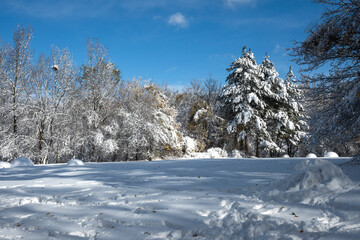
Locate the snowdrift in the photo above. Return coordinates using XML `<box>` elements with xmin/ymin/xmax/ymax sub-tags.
<box><xmin>324</xmin><ymin>151</ymin><xmax>339</xmax><ymax>158</ymax></box>
<box><xmin>0</xmin><ymin>161</ymin><xmax>11</xmax><ymax>168</ymax></box>
<box><xmin>11</xmin><ymin>157</ymin><xmax>34</xmax><ymax>167</ymax></box>
<box><xmin>67</xmin><ymin>159</ymin><xmax>84</xmax><ymax>166</ymax></box>
<box><xmin>306</xmin><ymin>153</ymin><xmax>317</xmax><ymax>158</ymax></box>
<box><xmin>204</xmin><ymin>201</ymin><xmax>303</xmax><ymax>240</ymax></box>
<box><xmin>266</xmin><ymin>159</ymin><xmax>355</xmax><ymax>204</ymax></box>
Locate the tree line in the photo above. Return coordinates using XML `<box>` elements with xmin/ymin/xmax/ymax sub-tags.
<box><xmin>1</xmin><ymin>0</ymin><xmax>359</xmax><ymax>163</ymax></box>
<box><xmin>0</xmin><ymin>26</ymin><xmax>305</xmax><ymax>162</ymax></box>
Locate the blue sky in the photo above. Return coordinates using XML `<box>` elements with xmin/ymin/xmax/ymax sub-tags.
<box><xmin>0</xmin><ymin>0</ymin><xmax>324</xmax><ymax>89</ymax></box>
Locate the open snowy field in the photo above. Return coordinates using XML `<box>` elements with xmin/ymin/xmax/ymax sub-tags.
<box><xmin>1</xmin><ymin>157</ymin><xmax>360</xmax><ymax>240</ymax></box>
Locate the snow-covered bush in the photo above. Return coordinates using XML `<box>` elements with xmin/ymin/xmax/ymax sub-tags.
<box><xmin>12</xmin><ymin>157</ymin><xmax>34</xmax><ymax>167</ymax></box>
<box><xmin>183</xmin><ymin>136</ymin><xmax>198</xmax><ymax>154</ymax></box>
<box><xmin>281</xmin><ymin>154</ymin><xmax>290</xmax><ymax>158</ymax></box>
<box><xmin>232</xmin><ymin>150</ymin><xmax>243</xmax><ymax>158</ymax></box>
<box><xmin>67</xmin><ymin>159</ymin><xmax>84</xmax><ymax>166</ymax></box>
<box><xmin>207</xmin><ymin>148</ymin><xmax>227</xmax><ymax>158</ymax></box>
<box><xmin>324</xmin><ymin>152</ymin><xmax>339</xmax><ymax>158</ymax></box>
<box><xmin>306</xmin><ymin>153</ymin><xmax>317</xmax><ymax>158</ymax></box>
<box><xmin>0</xmin><ymin>162</ymin><xmax>11</xmax><ymax>168</ymax></box>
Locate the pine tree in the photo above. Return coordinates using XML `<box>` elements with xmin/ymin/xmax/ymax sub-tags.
<box><xmin>282</xmin><ymin>67</ymin><xmax>307</xmax><ymax>156</ymax></box>
<box><xmin>221</xmin><ymin>47</ymin><xmax>276</xmax><ymax>156</ymax></box>
<box><xmin>260</xmin><ymin>57</ymin><xmax>307</xmax><ymax>156</ymax></box>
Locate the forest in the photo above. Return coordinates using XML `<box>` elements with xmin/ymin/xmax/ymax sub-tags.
<box><xmin>0</xmin><ymin>0</ymin><xmax>359</xmax><ymax>164</ymax></box>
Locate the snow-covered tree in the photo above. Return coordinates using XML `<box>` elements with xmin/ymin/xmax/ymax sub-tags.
<box><xmin>173</xmin><ymin>76</ymin><xmax>226</xmax><ymax>151</ymax></box>
<box><xmin>290</xmin><ymin>0</ymin><xmax>360</xmax><ymax>155</ymax></box>
<box><xmin>0</xmin><ymin>26</ymin><xmax>33</xmax><ymax>160</ymax></box>
<box><xmin>28</xmin><ymin>46</ymin><xmax>77</xmax><ymax>164</ymax></box>
<box><xmin>75</xmin><ymin>39</ymin><xmax>121</xmax><ymax>162</ymax></box>
<box><xmin>281</xmin><ymin>67</ymin><xmax>307</xmax><ymax>156</ymax></box>
<box><xmin>221</xmin><ymin>47</ymin><xmax>277</xmax><ymax>156</ymax></box>
<box><xmin>260</xmin><ymin>56</ymin><xmax>307</xmax><ymax>157</ymax></box>
<box><xmin>221</xmin><ymin>49</ymin><xmax>307</xmax><ymax>157</ymax></box>
<box><xmin>114</xmin><ymin>80</ymin><xmax>183</xmax><ymax>161</ymax></box>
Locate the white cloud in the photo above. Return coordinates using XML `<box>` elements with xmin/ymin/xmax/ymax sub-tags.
<box><xmin>225</xmin><ymin>0</ymin><xmax>254</xmax><ymax>8</ymax></box>
<box><xmin>274</xmin><ymin>44</ymin><xmax>281</xmax><ymax>53</ymax></box>
<box><xmin>168</xmin><ymin>12</ymin><xmax>189</xmax><ymax>28</ymax></box>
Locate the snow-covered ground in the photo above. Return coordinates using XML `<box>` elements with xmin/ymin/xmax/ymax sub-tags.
<box><xmin>0</xmin><ymin>157</ymin><xmax>359</xmax><ymax>239</ymax></box>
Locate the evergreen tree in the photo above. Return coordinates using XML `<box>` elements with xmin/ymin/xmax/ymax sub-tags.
<box><xmin>221</xmin><ymin>47</ymin><xmax>276</xmax><ymax>156</ymax></box>
<box><xmin>260</xmin><ymin>57</ymin><xmax>307</xmax><ymax>156</ymax></box>
<box><xmin>281</xmin><ymin>67</ymin><xmax>307</xmax><ymax>156</ymax></box>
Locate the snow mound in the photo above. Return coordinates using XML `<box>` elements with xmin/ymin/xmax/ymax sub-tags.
<box><xmin>203</xmin><ymin>201</ymin><xmax>302</xmax><ymax>240</ymax></box>
<box><xmin>207</xmin><ymin>148</ymin><xmax>228</xmax><ymax>158</ymax></box>
<box><xmin>306</xmin><ymin>153</ymin><xmax>317</xmax><ymax>158</ymax></box>
<box><xmin>281</xmin><ymin>154</ymin><xmax>290</xmax><ymax>158</ymax></box>
<box><xmin>268</xmin><ymin>159</ymin><xmax>354</xmax><ymax>203</ymax></box>
<box><xmin>289</xmin><ymin>159</ymin><xmax>353</xmax><ymax>191</ymax></box>
<box><xmin>0</xmin><ymin>161</ymin><xmax>11</xmax><ymax>168</ymax></box>
<box><xmin>67</xmin><ymin>159</ymin><xmax>84</xmax><ymax>166</ymax></box>
<box><xmin>324</xmin><ymin>151</ymin><xmax>339</xmax><ymax>158</ymax></box>
<box><xmin>11</xmin><ymin>157</ymin><xmax>34</xmax><ymax>167</ymax></box>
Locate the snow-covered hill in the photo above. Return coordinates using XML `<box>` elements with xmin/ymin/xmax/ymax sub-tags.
<box><xmin>0</xmin><ymin>157</ymin><xmax>359</xmax><ymax>239</ymax></box>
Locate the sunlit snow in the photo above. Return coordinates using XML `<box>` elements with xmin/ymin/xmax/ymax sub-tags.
<box><xmin>0</xmin><ymin>157</ymin><xmax>359</xmax><ymax>239</ymax></box>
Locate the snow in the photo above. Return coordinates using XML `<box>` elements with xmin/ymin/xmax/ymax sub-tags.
<box><xmin>0</xmin><ymin>157</ymin><xmax>359</xmax><ymax>239</ymax></box>
<box><xmin>231</xmin><ymin>149</ymin><xmax>243</xmax><ymax>158</ymax></box>
<box><xmin>183</xmin><ymin>136</ymin><xmax>198</xmax><ymax>154</ymax></box>
<box><xmin>282</xmin><ymin>154</ymin><xmax>290</xmax><ymax>158</ymax></box>
<box><xmin>207</xmin><ymin>148</ymin><xmax>228</xmax><ymax>158</ymax></box>
<box><xmin>52</xmin><ymin>64</ymin><xmax>59</xmax><ymax>71</ymax></box>
<box><xmin>186</xmin><ymin>148</ymin><xmax>228</xmax><ymax>159</ymax></box>
<box><xmin>193</xmin><ymin>109</ymin><xmax>207</xmax><ymax>122</ymax></box>
<box><xmin>266</xmin><ymin>159</ymin><xmax>355</xmax><ymax>204</ymax></box>
<box><xmin>306</xmin><ymin>153</ymin><xmax>317</xmax><ymax>158</ymax></box>
<box><xmin>324</xmin><ymin>151</ymin><xmax>339</xmax><ymax>158</ymax></box>
<box><xmin>11</xmin><ymin>157</ymin><xmax>34</xmax><ymax>167</ymax></box>
<box><xmin>0</xmin><ymin>162</ymin><xmax>11</xmax><ymax>169</ymax></box>
<box><xmin>67</xmin><ymin>159</ymin><xmax>85</xmax><ymax>166</ymax></box>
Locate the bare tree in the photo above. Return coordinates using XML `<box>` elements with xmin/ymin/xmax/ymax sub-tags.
<box><xmin>29</xmin><ymin>46</ymin><xmax>77</xmax><ymax>164</ymax></box>
<box><xmin>75</xmin><ymin>38</ymin><xmax>121</xmax><ymax>162</ymax></box>
<box><xmin>204</xmin><ymin>74</ymin><xmax>220</xmax><ymax>107</ymax></box>
<box><xmin>0</xmin><ymin>26</ymin><xmax>33</xmax><ymax>160</ymax></box>
<box><xmin>290</xmin><ymin>0</ymin><xmax>360</xmax><ymax>155</ymax></box>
